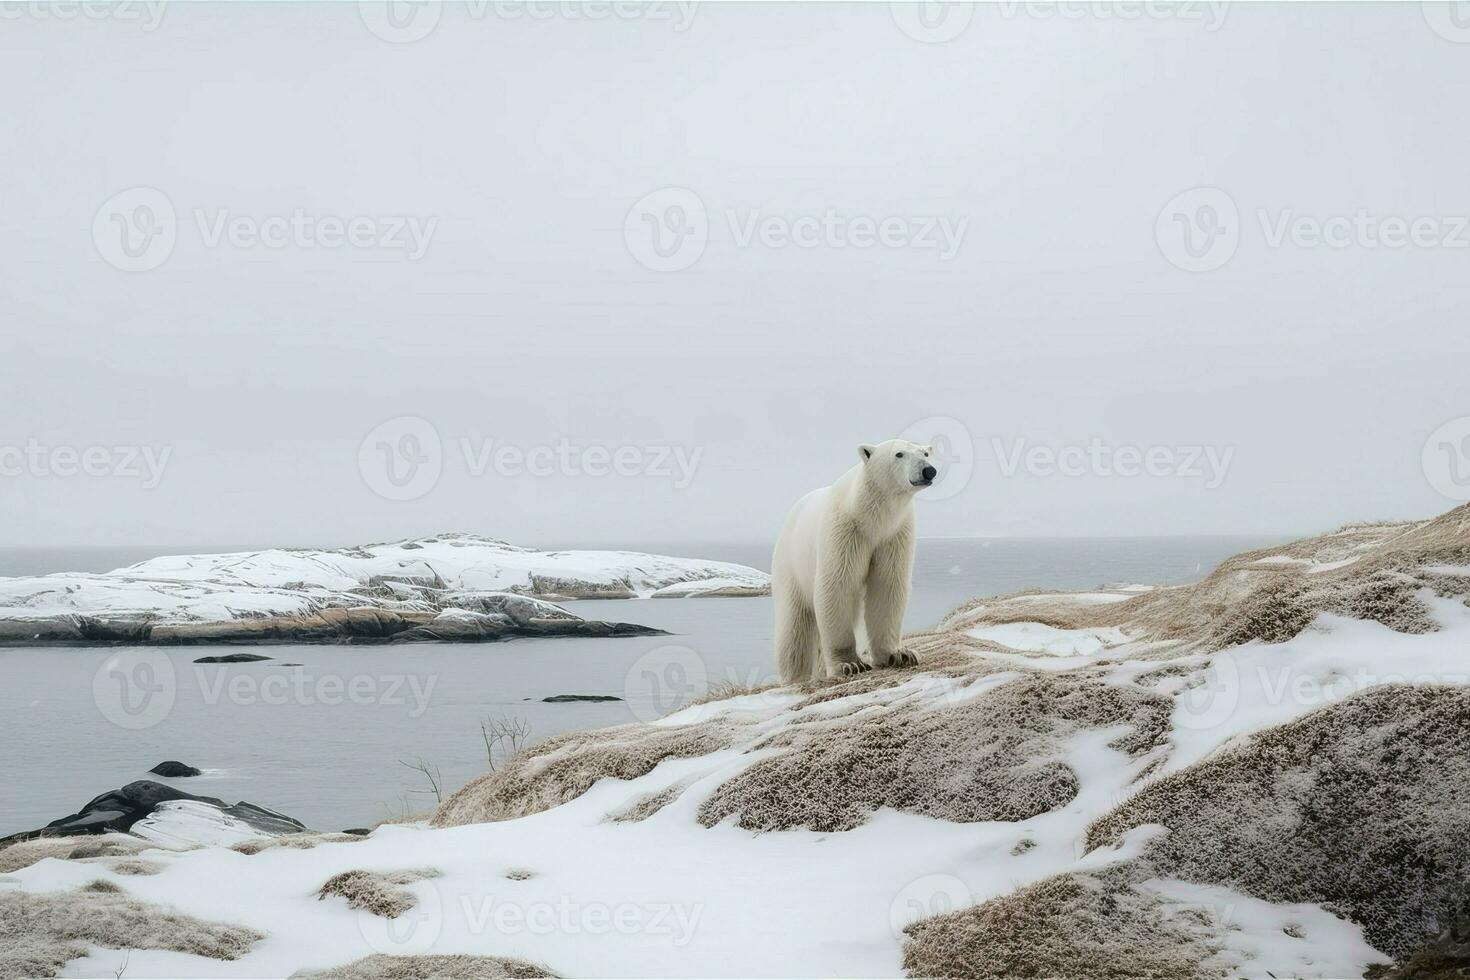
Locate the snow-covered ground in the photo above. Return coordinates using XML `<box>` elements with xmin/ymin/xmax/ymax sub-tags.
<box><xmin>8</xmin><ymin>510</ymin><xmax>1469</xmax><ymax>977</ymax></box>
<box><xmin>16</xmin><ymin>591</ymin><xmax>1460</xmax><ymax>976</ymax></box>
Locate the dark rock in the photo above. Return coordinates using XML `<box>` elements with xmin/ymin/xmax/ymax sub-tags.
<box><xmin>542</xmin><ymin>694</ymin><xmax>624</xmax><ymax>703</ymax></box>
<box><xmin>0</xmin><ymin>780</ymin><xmax>308</xmax><ymax>848</ymax></box>
<box><xmin>192</xmin><ymin>653</ymin><xmax>273</xmax><ymax>664</ymax></box>
<box><xmin>391</xmin><ymin>614</ymin><xmax>665</xmax><ymax>644</ymax></box>
<box><xmin>149</xmin><ymin>761</ymin><xmax>202</xmax><ymax>778</ymax></box>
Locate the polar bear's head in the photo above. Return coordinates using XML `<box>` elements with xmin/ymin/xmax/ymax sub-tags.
<box><xmin>858</xmin><ymin>439</ymin><xmax>938</xmax><ymax>494</ymax></box>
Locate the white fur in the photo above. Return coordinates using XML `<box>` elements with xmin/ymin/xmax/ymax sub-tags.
<box><xmin>772</xmin><ymin>439</ymin><xmax>936</xmax><ymax>683</ymax></box>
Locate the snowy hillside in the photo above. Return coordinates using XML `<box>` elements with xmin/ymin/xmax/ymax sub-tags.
<box><xmin>5</xmin><ymin>507</ymin><xmax>1470</xmax><ymax>977</ymax></box>
<box><xmin>0</xmin><ymin>534</ymin><xmax>770</xmax><ymax>646</ymax></box>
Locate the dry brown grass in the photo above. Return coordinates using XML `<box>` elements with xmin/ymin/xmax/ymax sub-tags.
<box><xmin>1084</xmin><ymin>684</ymin><xmax>1470</xmax><ymax>961</ymax></box>
<box><xmin>433</xmin><ymin>722</ymin><xmax>742</xmax><ymax>827</ymax></box>
<box><xmin>0</xmin><ymin>882</ymin><xmax>262</xmax><ymax>978</ymax></box>
<box><xmin>291</xmin><ymin>953</ymin><xmax>556</xmax><ymax>979</ymax></box>
<box><xmin>699</xmin><ymin>672</ymin><xmax>1170</xmax><ymax>832</ymax></box>
<box><xmin>0</xmin><ymin>834</ymin><xmax>152</xmax><ymax>873</ymax></box>
<box><xmin>942</xmin><ymin>504</ymin><xmax>1470</xmax><ymax>652</ymax></box>
<box><xmin>903</xmin><ymin>864</ymin><xmax>1227</xmax><ymax>980</ymax></box>
<box><xmin>231</xmin><ymin>832</ymin><xmax>366</xmax><ymax>855</ymax></box>
<box><xmin>316</xmin><ymin>868</ymin><xmax>441</xmax><ymax>919</ymax></box>
<box><xmin>602</xmin><ymin>780</ymin><xmax>694</xmax><ymax>824</ymax></box>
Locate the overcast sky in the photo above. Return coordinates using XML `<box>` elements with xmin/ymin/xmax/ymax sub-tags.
<box><xmin>2</xmin><ymin>2</ymin><xmax>1467</xmax><ymax>549</ymax></box>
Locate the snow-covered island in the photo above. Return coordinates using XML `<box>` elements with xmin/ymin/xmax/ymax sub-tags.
<box><xmin>5</xmin><ymin>506</ymin><xmax>1470</xmax><ymax>978</ymax></box>
<box><xmin>0</xmin><ymin>534</ymin><xmax>771</xmax><ymax>646</ymax></box>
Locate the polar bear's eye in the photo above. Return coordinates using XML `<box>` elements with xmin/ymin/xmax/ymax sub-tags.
<box><xmin>895</xmin><ymin>452</ymin><xmax>905</xmax><ymax>458</ymax></box>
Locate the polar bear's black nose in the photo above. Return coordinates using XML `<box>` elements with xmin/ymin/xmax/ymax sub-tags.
<box><xmin>921</xmin><ymin>465</ymin><xmax>937</xmax><ymax>482</ymax></box>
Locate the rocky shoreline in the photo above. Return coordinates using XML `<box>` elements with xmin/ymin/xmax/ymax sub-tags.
<box><xmin>0</xmin><ymin>534</ymin><xmax>768</xmax><ymax>648</ymax></box>
<box><xmin>0</xmin><ymin>607</ymin><xmax>665</xmax><ymax>647</ymax></box>
<box><xmin>0</xmin><ymin>778</ymin><xmax>313</xmax><ymax>850</ymax></box>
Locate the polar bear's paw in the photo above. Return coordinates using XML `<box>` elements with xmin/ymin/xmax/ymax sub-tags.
<box><xmin>877</xmin><ymin>650</ymin><xmax>919</xmax><ymax>669</ymax></box>
<box><xmin>832</xmin><ymin>659</ymin><xmax>872</xmax><ymax>678</ymax></box>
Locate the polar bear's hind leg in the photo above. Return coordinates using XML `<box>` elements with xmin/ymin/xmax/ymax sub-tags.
<box><xmin>775</xmin><ymin>589</ymin><xmax>820</xmax><ymax>684</ymax></box>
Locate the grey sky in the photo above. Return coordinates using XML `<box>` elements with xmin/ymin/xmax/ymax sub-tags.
<box><xmin>2</xmin><ymin>2</ymin><xmax>1467</xmax><ymax>549</ymax></box>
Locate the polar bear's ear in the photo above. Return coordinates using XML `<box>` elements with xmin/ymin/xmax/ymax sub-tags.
<box><xmin>858</xmin><ymin>444</ymin><xmax>876</xmax><ymax>462</ymax></box>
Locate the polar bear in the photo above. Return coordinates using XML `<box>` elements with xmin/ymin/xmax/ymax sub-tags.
<box><xmin>772</xmin><ymin>439</ymin><xmax>938</xmax><ymax>684</ymax></box>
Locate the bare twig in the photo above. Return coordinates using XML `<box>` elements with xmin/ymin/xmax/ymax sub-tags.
<box><xmin>397</xmin><ymin>757</ymin><xmax>443</xmax><ymax>804</ymax></box>
<box><xmin>480</xmin><ymin>716</ymin><xmax>531</xmax><ymax>771</ymax></box>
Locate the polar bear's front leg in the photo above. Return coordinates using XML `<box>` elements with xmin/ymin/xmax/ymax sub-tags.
<box><xmin>866</xmin><ymin>522</ymin><xmax>917</xmax><ymax>669</ymax></box>
<box><xmin>815</xmin><ymin>523</ymin><xmax>871</xmax><ymax>678</ymax></box>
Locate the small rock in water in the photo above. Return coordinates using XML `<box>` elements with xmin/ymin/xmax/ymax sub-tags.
<box><xmin>541</xmin><ymin>694</ymin><xmax>624</xmax><ymax>703</ymax></box>
<box><xmin>149</xmin><ymin>761</ymin><xmax>202</xmax><ymax>778</ymax></box>
<box><xmin>193</xmin><ymin>653</ymin><xmax>272</xmax><ymax>664</ymax></box>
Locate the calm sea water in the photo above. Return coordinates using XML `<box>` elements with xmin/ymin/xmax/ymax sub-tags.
<box><xmin>0</xmin><ymin>536</ymin><xmax>1280</xmax><ymax>837</ymax></box>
